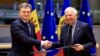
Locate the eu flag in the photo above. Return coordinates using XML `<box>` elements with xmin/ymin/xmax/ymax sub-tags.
<box><xmin>54</xmin><ymin>10</ymin><xmax>59</xmax><ymax>25</ymax></box>
<box><xmin>79</xmin><ymin>0</ymin><xmax>93</xmax><ymax>28</ymax></box>
<box><xmin>78</xmin><ymin>0</ymin><xmax>96</xmax><ymax>55</ymax></box>
<box><xmin>61</xmin><ymin>0</ymin><xmax>71</xmax><ymax>16</ymax></box>
<box><xmin>42</xmin><ymin>0</ymin><xmax>58</xmax><ymax>56</ymax></box>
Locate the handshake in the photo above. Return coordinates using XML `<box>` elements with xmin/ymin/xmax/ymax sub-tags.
<box><xmin>42</xmin><ymin>40</ymin><xmax>52</xmax><ymax>49</ymax></box>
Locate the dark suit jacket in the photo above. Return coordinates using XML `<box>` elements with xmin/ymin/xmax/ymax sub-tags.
<box><xmin>8</xmin><ymin>19</ymin><xmax>41</xmax><ymax>56</ymax></box>
<box><xmin>52</xmin><ymin>20</ymin><xmax>96</xmax><ymax>56</ymax></box>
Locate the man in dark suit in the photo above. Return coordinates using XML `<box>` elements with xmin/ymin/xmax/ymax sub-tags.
<box><xmin>7</xmin><ymin>3</ymin><xmax>51</xmax><ymax>56</ymax></box>
<box><xmin>49</xmin><ymin>7</ymin><xmax>96</xmax><ymax>56</ymax></box>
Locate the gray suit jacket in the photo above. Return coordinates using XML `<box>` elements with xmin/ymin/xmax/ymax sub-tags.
<box><xmin>52</xmin><ymin>20</ymin><xmax>96</xmax><ymax>56</ymax></box>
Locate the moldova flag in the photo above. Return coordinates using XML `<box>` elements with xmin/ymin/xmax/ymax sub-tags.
<box><xmin>28</xmin><ymin>0</ymin><xmax>42</xmax><ymax>56</ymax></box>
<box><xmin>42</xmin><ymin>0</ymin><xmax>58</xmax><ymax>56</ymax></box>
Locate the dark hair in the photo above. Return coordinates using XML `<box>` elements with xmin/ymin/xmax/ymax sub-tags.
<box><xmin>18</xmin><ymin>3</ymin><xmax>32</xmax><ymax>11</ymax></box>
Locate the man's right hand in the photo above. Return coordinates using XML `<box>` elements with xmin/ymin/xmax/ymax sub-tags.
<box><xmin>41</xmin><ymin>40</ymin><xmax>52</xmax><ymax>49</ymax></box>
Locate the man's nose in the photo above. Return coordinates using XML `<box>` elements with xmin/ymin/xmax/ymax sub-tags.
<box><xmin>67</xmin><ymin>16</ymin><xmax>70</xmax><ymax>19</ymax></box>
<box><xmin>25</xmin><ymin>12</ymin><xmax>28</xmax><ymax>15</ymax></box>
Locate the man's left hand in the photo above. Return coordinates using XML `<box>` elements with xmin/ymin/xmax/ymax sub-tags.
<box><xmin>71</xmin><ymin>44</ymin><xmax>84</xmax><ymax>51</ymax></box>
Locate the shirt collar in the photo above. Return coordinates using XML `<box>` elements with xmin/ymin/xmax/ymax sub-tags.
<box><xmin>21</xmin><ymin>19</ymin><xmax>29</xmax><ymax>23</ymax></box>
<box><xmin>72</xmin><ymin>20</ymin><xmax>77</xmax><ymax>29</ymax></box>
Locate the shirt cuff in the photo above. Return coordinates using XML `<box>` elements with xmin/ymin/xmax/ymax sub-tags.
<box><xmin>41</xmin><ymin>41</ymin><xmax>45</xmax><ymax>46</ymax></box>
<box><xmin>40</xmin><ymin>48</ymin><xmax>46</xmax><ymax>51</ymax></box>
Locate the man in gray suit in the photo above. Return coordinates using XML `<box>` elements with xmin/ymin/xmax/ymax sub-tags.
<box><xmin>50</xmin><ymin>7</ymin><xmax>96</xmax><ymax>56</ymax></box>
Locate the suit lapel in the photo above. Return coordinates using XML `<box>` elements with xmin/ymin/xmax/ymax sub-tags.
<box><xmin>18</xmin><ymin>19</ymin><xmax>28</xmax><ymax>31</ymax></box>
<box><xmin>65</xmin><ymin>25</ymin><xmax>69</xmax><ymax>43</ymax></box>
<box><xmin>18</xmin><ymin>19</ymin><xmax>32</xmax><ymax>37</ymax></box>
<box><xmin>62</xmin><ymin>24</ymin><xmax>69</xmax><ymax>45</ymax></box>
<box><xmin>29</xmin><ymin>23</ymin><xmax>34</xmax><ymax>37</ymax></box>
<box><xmin>73</xmin><ymin>21</ymin><xmax>80</xmax><ymax>43</ymax></box>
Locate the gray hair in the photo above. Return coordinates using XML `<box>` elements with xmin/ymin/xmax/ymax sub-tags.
<box><xmin>18</xmin><ymin>3</ymin><xmax>32</xmax><ymax>11</ymax></box>
<box><xmin>64</xmin><ymin>7</ymin><xmax>78</xmax><ymax>15</ymax></box>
